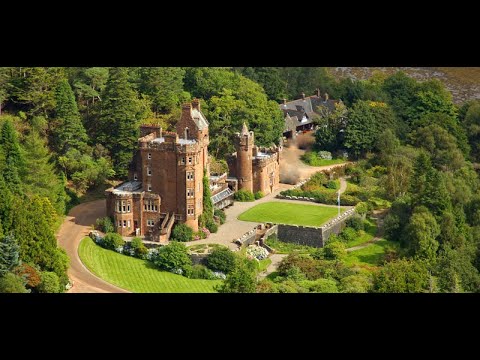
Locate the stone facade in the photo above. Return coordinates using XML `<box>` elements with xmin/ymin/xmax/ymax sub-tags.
<box><xmin>105</xmin><ymin>100</ymin><xmax>209</xmax><ymax>240</ymax></box>
<box><xmin>227</xmin><ymin>123</ymin><xmax>280</xmax><ymax>196</ymax></box>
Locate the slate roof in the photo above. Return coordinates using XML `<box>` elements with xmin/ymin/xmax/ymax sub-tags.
<box><xmin>192</xmin><ymin>108</ymin><xmax>209</xmax><ymax>130</ymax></box>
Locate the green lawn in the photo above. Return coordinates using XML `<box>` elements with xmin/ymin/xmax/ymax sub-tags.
<box><xmin>344</xmin><ymin>219</ymin><xmax>377</xmax><ymax>248</ymax></box>
<box><xmin>238</xmin><ymin>202</ymin><xmax>346</xmax><ymax>227</ymax></box>
<box><xmin>79</xmin><ymin>237</ymin><xmax>221</xmax><ymax>293</ymax></box>
<box><xmin>265</xmin><ymin>235</ymin><xmax>317</xmax><ymax>254</ymax></box>
<box><xmin>257</xmin><ymin>258</ymin><xmax>272</xmax><ymax>272</ymax></box>
<box><xmin>344</xmin><ymin>239</ymin><xmax>399</xmax><ymax>267</ymax></box>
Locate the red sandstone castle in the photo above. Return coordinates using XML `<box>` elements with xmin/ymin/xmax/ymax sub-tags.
<box><xmin>105</xmin><ymin>100</ymin><xmax>280</xmax><ymax>241</ymax></box>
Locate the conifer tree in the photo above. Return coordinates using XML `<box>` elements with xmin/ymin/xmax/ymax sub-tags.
<box><xmin>0</xmin><ymin>119</ymin><xmax>25</xmax><ymax>193</ymax></box>
<box><xmin>0</xmin><ymin>234</ymin><xmax>20</xmax><ymax>277</ymax></box>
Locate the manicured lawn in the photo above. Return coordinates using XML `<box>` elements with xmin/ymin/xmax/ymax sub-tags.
<box><xmin>265</xmin><ymin>235</ymin><xmax>317</xmax><ymax>255</ymax></box>
<box><xmin>344</xmin><ymin>218</ymin><xmax>377</xmax><ymax>248</ymax></box>
<box><xmin>344</xmin><ymin>239</ymin><xmax>399</xmax><ymax>267</ymax></box>
<box><xmin>79</xmin><ymin>237</ymin><xmax>221</xmax><ymax>293</ymax></box>
<box><xmin>238</xmin><ymin>201</ymin><xmax>346</xmax><ymax>227</ymax></box>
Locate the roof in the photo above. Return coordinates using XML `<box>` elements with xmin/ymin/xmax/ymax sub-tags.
<box><xmin>192</xmin><ymin>109</ymin><xmax>209</xmax><ymax>130</ymax></box>
<box><xmin>112</xmin><ymin>181</ymin><xmax>143</xmax><ymax>195</ymax></box>
<box><xmin>241</xmin><ymin>122</ymin><xmax>249</xmax><ymax>135</ymax></box>
<box><xmin>281</xmin><ymin>95</ymin><xmax>339</xmax><ymax>116</ymax></box>
<box><xmin>211</xmin><ymin>187</ymin><xmax>234</xmax><ymax>204</ymax></box>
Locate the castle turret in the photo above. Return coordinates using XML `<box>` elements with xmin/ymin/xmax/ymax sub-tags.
<box><xmin>234</xmin><ymin>122</ymin><xmax>254</xmax><ymax>193</ymax></box>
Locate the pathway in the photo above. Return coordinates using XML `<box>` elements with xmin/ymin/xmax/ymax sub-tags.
<box><xmin>258</xmin><ymin>254</ymin><xmax>287</xmax><ymax>280</ymax></box>
<box><xmin>56</xmin><ymin>199</ymin><xmax>129</xmax><ymax>293</ymax></box>
<box><xmin>346</xmin><ymin>209</ymin><xmax>388</xmax><ymax>253</ymax></box>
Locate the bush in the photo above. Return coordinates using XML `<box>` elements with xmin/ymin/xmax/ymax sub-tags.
<box><xmin>323</xmin><ymin>241</ymin><xmax>347</xmax><ymax>260</ymax></box>
<box><xmin>206</xmin><ymin>247</ymin><xmax>236</xmax><ymax>274</ymax></box>
<box><xmin>340</xmin><ymin>274</ymin><xmax>371</xmax><ymax>293</ymax></box>
<box><xmin>326</xmin><ymin>180</ymin><xmax>338</xmax><ymax>189</ymax></box>
<box><xmin>171</xmin><ymin>223</ymin><xmax>194</xmax><ymax>242</ymax></box>
<box><xmin>38</xmin><ymin>271</ymin><xmax>61</xmax><ymax>293</ymax></box>
<box><xmin>346</xmin><ymin>216</ymin><xmax>364</xmax><ymax>231</ymax></box>
<box><xmin>355</xmin><ymin>202</ymin><xmax>368</xmax><ymax>217</ymax></box>
<box><xmin>214</xmin><ymin>209</ymin><xmax>226</xmax><ymax>224</ymax></box>
<box><xmin>153</xmin><ymin>242</ymin><xmax>192</xmax><ymax>277</ymax></box>
<box><xmin>13</xmin><ymin>263</ymin><xmax>41</xmax><ymax>290</ymax></box>
<box><xmin>302</xmin><ymin>278</ymin><xmax>338</xmax><ymax>293</ymax></box>
<box><xmin>102</xmin><ymin>233</ymin><xmax>125</xmax><ymax>250</ymax></box>
<box><xmin>234</xmin><ymin>190</ymin><xmax>255</xmax><ymax>202</ymax></box>
<box><xmin>278</xmin><ymin>254</ymin><xmax>322</xmax><ymax>280</ymax></box>
<box><xmin>130</xmin><ymin>237</ymin><xmax>148</xmax><ymax>259</ymax></box>
<box><xmin>189</xmin><ymin>264</ymin><xmax>215</xmax><ymax>280</ymax></box>
<box><xmin>205</xmin><ymin>219</ymin><xmax>218</xmax><ymax>233</ymax></box>
<box><xmin>96</xmin><ymin>216</ymin><xmax>114</xmax><ymax>233</ymax></box>
<box><xmin>318</xmin><ymin>151</ymin><xmax>333</xmax><ymax>160</ymax></box>
<box><xmin>0</xmin><ymin>272</ymin><xmax>28</xmax><ymax>293</ymax></box>
<box><xmin>340</xmin><ymin>227</ymin><xmax>357</xmax><ymax>243</ymax></box>
<box><xmin>254</xmin><ymin>191</ymin><xmax>264</xmax><ymax>200</ymax></box>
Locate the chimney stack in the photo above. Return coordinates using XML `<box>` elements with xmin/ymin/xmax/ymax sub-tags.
<box><xmin>302</xmin><ymin>92</ymin><xmax>305</xmax><ymax>100</ymax></box>
<box><xmin>185</xmin><ymin>127</ymin><xmax>189</xmax><ymax>140</ymax></box>
<box><xmin>192</xmin><ymin>98</ymin><xmax>201</xmax><ymax>111</ymax></box>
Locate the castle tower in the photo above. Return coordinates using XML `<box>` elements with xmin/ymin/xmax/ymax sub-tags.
<box><xmin>234</xmin><ymin>122</ymin><xmax>254</xmax><ymax>193</ymax></box>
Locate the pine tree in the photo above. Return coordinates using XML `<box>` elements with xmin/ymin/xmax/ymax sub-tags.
<box><xmin>98</xmin><ymin>67</ymin><xmax>142</xmax><ymax>178</ymax></box>
<box><xmin>0</xmin><ymin>234</ymin><xmax>20</xmax><ymax>277</ymax></box>
<box><xmin>54</xmin><ymin>79</ymin><xmax>89</xmax><ymax>154</ymax></box>
<box><xmin>0</xmin><ymin>175</ymin><xmax>14</xmax><ymax>233</ymax></box>
<box><xmin>139</xmin><ymin>67</ymin><xmax>185</xmax><ymax>113</ymax></box>
<box><xmin>22</xmin><ymin>130</ymin><xmax>67</xmax><ymax>215</ymax></box>
<box><xmin>0</xmin><ymin>119</ymin><xmax>25</xmax><ymax>193</ymax></box>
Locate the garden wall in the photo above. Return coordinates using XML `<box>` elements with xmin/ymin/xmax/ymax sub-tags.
<box><xmin>234</xmin><ymin>227</ymin><xmax>258</xmax><ymax>247</ymax></box>
<box><xmin>190</xmin><ymin>253</ymin><xmax>209</xmax><ymax>265</ymax></box>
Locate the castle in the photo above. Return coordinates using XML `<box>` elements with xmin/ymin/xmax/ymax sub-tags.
<box><xmin>227</xmin><ymin>122</ymin><xmax>280</xmax><ymax>196</ymax></box>
<box><xmin>105</xmin><ymin>100</ymin><xmax>280</xmax><ymax>241</ymax></box>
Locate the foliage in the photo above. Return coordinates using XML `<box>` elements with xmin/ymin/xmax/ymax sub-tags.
<box><xmin>205</xmin><ymin>219</ymin><xmax>218</xmax><ymax>234</ymax></box>
<box><xmin>301</xmin><ymin>152</ymin><xmax>345</xmax><ymax>167</ymax></box>
<box><xmin>38</xmin><ymin>271</ymin><xmax>61</xmax><ymax>293</ymax></box>
<box><xmin>130</xmin><ymin>237</ymin><xmax>148</xmax><ymax>259</ymax></box>
<box><xmin>171</xmin><ymin>223</ymin><xmax>194</xmax><ymax>242</ymax></box>
<box><xmin>13</xmin><ymin>263</ymin><xmax>41</xmax><ymax>290</ymax></box>
<box><xmin>96</xmin><ymin>216</ymin><xmax>114</xmax><ymax>233</ymax></box>
<box><xmin>372</xmin><ymin>259</ymin><xmax>430</xmax><ymax>293</ymax></box>
<box><xmin>265</xmin><ymin>235</ymin><xmax>317</xmax><ymax>255</ymax></box>
<box><xmin>206</xmin><ymin>247</ymin><xmax>236</xmax><ymax>274</ymax></box>
<box><xmin>0</xmin><ymin>272</ymin><xmax>28</xmax><ymax>293</ymax></box>
<box><xmin>102</xmin><ymin>232</ymin><xmax>125</xmax><ymax>250</ymax></box>
<box><xmin>340</xmin><ymin>274</ymin><xmax>372</xmax><ymax>293</ymax></box>
<box><xmin>301</xmin><ymin>278</ymin><xmax>339</xmax><ymax>293</ymax></box>
<box><xmin>214</xmin><ymin>209</ymin><xmax>226</xmax><ymax>225</ymax></box>
<box><xmin>346</xmin><ymin>215</ymin><xmax>364</xmax><ymax>231</ymax></box>
<box><xmin>234</xmin><ymin>189</ymin><xmax>255</xmax><ymax>202</ymax></box>
<box><xmin>254</xmin><ymin>191</ymin><xmax>264</xmax><ymax>200</ymax></box>
<box><xmin>246</xmin><ymin>245</ymin><xmax>269</xmax><ymax>260</ymax></box>
<box><xmin>153</xmin><ymin>242</ymin><xmax>192</xmax><ymax>277</ymax></box>
<box><xmin>0</xmin><ymin>119</ymin><xmax>25</xmax><ymax>193</ymax></box>
<box><xmin>189</xmin><ymin>264</ymin><xmax>216</xmax><ymax>280</ymax></box>
<box><xmin>199</xmin><ymin>170</ymin><xmax>214</xmax><ymax>228</ymax></box>
<box><xmin>0</xmin><ymin>234</ymin><xmax>20</xmax><ymax>277</ymax></box>
<box><xmin>323</xmin><ymin>240</ymin><xmax>347</xmax><ymax>260</ymax></box>
<box><xmin>314</xmin><ymin>102</ymin><xmax>348</xmax><ymax>152</ymax></box>
<box><xmin>216</xmin><ymin>258</ymin><xmax>257</xmax><ymax>293</ymax></box>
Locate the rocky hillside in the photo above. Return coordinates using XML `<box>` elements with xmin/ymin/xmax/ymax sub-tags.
<box><xmin>328</xmin><ymin>67</ymin><xmax>480</xmax><ymax>104</ymax></box>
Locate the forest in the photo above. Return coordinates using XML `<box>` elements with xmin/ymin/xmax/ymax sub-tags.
<box><xmin>0</xmin><ymin>67</ymin><xmax>480</xmax><ymax>293</ymax></box>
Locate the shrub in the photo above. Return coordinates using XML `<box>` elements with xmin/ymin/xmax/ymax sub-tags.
<box><xmin>171</xmin><ymin>223</ymin><xmax>194</xmax><ymax>242</ymax></box>
<box><xmin>206</xmin><ymin>247</ymin><xmax>236</xmax><ymax>274</ymax></box>
<box><xmin>355</xmin><ymin>202</ymin><xmax>368</xmax><ymax>217</ymax></box>
<box><xmin>318</xmin><ymin>151</ymin><xmax>333</xmax><ymax>160</ymax></box>
<box><xmin>153</xmin><ymin>242</ymin><xmax>192</xmax><ymax>277</ymax></box>
<box><xmin>38</xmin><ymin>271</ymin><xmax>61</xmax><ymax>293</ymax></box>
<box><xmin>13</xmin><ymin>263</ymin><xmax>41</xmax><ymax>290</ymax></box>
<box><xmin>302</xmin><ymin>278</ymin><xmax>338</xmax><ymax>293</ymax></box>
<box><xmin>325</xmin><ymin>180</ymin><xmax>338</xmax><ymax>189</ymax></box>
<box><xmin>216</xmin><ymin>258</ymin><xmax>257</xmax><ymax>293</ymax></box>
<box><xmin>234</xmin><ymin>190</ymin><xmax>255</xmax><ymax>202</ymax></box>
<box><xmin>96</xmin><ymin>216</ymin><xmax>114</xmax><ymax>233</ymax></box>
<box><xmin>246</xmin><ymin>245</ymin><xmax>269</xmax><ymax>260</ymax></box>
<box><xmin>254</xmin><ymin>191</ymin><xmax>264</xmax><ymax>200</ymax></box>
<box><xmin>130</xmin><ymin>237</ymin><xmax>148</xmax><ymax>259</ymax></box>
<box><xmin>102</xmin><ymin>233</ymin><xmax>125</xmax><ymax>250</ymax></box>
<box><xmin>189</xmin><ymin>264</ymin><xmax>215</xmax><ymax>280</ymax></box>
<box><xmin>346</xmin><ymin>216</ymin><xmax>364</xmax><ymax>231</ymax></box>
<box><xmin>0</xmin><ymin>273</ymin><xmax>29</xmax><ymax>293</ymax></box>
<box><xmin>323</xmin><ymin>241</ymin><xmax>347</xmax><ymax>260</ymax></box>
<box><xmin>340</xmin><ymin>227</ymin><xmax>358</xmax><ymax>243</ymax></box>
<box><xmin>214</xmin><ymin>209</ymin><xmax>226</xmax><ymax>224</ymax></box>
<box><xmin>277</xmin><ymin>254</ymin><xmax>322</xmax><ymax>280</ymax></box>
<box><xmin>205</xmin><ymin>219</ymin><xmax>218</xmax><ymax>233</ymax></box>
<box><xmin>340</xmin><ymin>274</ymin><xmax>371</xmax><ymax>293</ymax></box>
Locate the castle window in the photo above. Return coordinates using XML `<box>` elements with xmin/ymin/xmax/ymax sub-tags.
<box><xmin>127</xmin><ymin>220</ymin><xmax>131</xmax><ymax>228</ymax></box>
<box><xmin>117</xmin><ymin>201</ymin><xmax>122</xmax><ymax>212</ymax></box>
<box><xmin>187</xmin><ymin>188</ymin><xmax>194</xmax><ymax>198</ymax></box>
<box><xmin>147</xmin><ymin>167</ymin><xmax>151</xmax><ymax>176</ymax></box>
<box><xmin>180</xmin><ymin>157</ymin><xmax>185</xmax><ymax>165</ymax></box>
<box><xmin>187</xmin><ymin>171</ymin><xmax>194</xmax><ymax>181</ymax></box>
<box><xmin>147</xmin><ymin>219</ymin><xmax>155</xmax><ymax>227</ymax></box>
<box><xmin>134</xmin><ymin>173</ymin><xmax>138</xmax><ymax>181</ymax></box>
<box><xmin>127</xmin><ymin>202</ymin><xmax>131</xmax><ymax>212</ymax></box>
<box><xmin>122</xmin><ymin>201</ymin><xmax>126</xmax><ymax>213</ymax></box>
<box><xmin>118</xmin><ymin>220</ymin><xmax>121</xmax><ymax>227</ymax></box>
<box><xmin>148</xmin><ymin>184</ymin><xmax>152</xmax><ymax>192</ymax></box>
<box><xmin>123</xmin><ymin>220</ymin><xmax>127</xmax><ymax>228</ymax></box>
<box><xmin>188</xmin><ymin>157</ymin><xmax>193</xmax><ymax>165</ymax></box>
<box><xmin>154</xmin><ymin>205</ymin><xmax>158</xmax><ymax>212</ymax></box>
<box><xmin>148</xmin><ymin>153</ymin><xmax>151</xmax><ymax>160</ymax></box>
<box><xmin>187</xmin><ymin>207</ymin><xmax>194</xmax><ymax>216</ymax></box>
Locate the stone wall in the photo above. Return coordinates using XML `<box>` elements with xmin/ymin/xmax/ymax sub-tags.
<box><xmin>277</xmin><ymin>224</ymin><xmax>324</xmax><ymax>247</ymax></box>
<box><xmin>234</xmin><ymin>227</ymin><xmax>258</xmax><ymax>247</ymax></box>
<box><xmin>190</xmin><ymin>253</ymin><xmax>209</xmax><ymax>265</ymax></box>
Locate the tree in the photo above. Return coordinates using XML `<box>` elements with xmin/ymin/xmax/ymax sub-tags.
<box><xmin>373</xmin><ymin>259</ymin><xmax>430</xmax><ymax>293</ymax></box>
<box><xmin>0</xmin><ymin>67</ymin><xmax>11</xmax><ymax>115</ymax></box>
<box><xmin>0</xmin><ymin>119</ymin><xmax>26</xmax><ymax>192</ymax></box>
<box><xmin>0</xmin><ymin>234</ymin><xmax>20</xmax><ymax>277</ymax></box>
<box><xmin>38</xmin><ymin>271</ymin><xmax>61</xmax><ymax>293</ymax></box>
<box><xmin>130</xmin><ymin>237</ymin><xmax>148</xmax><ymax>259</ymax></box>
<box><xmin>170</xmin><ymin>223</ymin><xmax>193</xmax><ymax>242</ymax></box>
<box><xmin>216</xmin><ymin>258</ymin><xmax>256</xmax><ymax>293</ymax></box>
<box><xmin>98</xmin><ymin>67</ymin><xmax>144</xmax><ymax>178</ymax></box>
<box><xmin>314</xmin><ymin>101</ymin><xmax>348</xmax><ymax>152</ymax></box>
<box><xmin>340</xmin><ymin>274</ymin><xmax>371</xmax><ymax>293</ymax></box>
<box><xmin>206</xmin><ymin>247</ymin><xmax>236</xmax><ymax>274</ymax></box>
<box><xmin>102</xmin><ymin>232</ymin><xmax>125</xmax><ymax>250</ymax></box>
<box><xmin>139</xmin><ymin>67</ymin><xmax>186</xmax><ymax>114</ymax></box>
<box><xmin>53</xmin><ymin>79</ymin><xmax>89</xmax><ymax>154</ymax></box>
<box><xmin>0</xmin><ymin>272</ymin><xmax>28</xmax><ymax>293</ymax></box>
<box><xmin>406</xmin><ymin>207</ymin><xmax>440</xmax><ymax>262</ymax></box>
<box><xmin>344</xmin><ymin>100</ymin><xmax>396</xmax><ymax>158</ymax></box>
<box><xmin>323</xmin><ymin>240</ymin><xmax>347</xmax><ymax>260</ymax></box>
<box><xmin>462</xmin><ymin>100</ymin><xmax>480</xmax><ymax>161</ymax></box>
<box><xmin>199</xmin><ymin>170</ymin><xmax>214</xmax><ymax>228</ymax></box>
<box><xmin>13</xmin><ymin>263</ymin><xmax>41</xmax><ymax>290</ymax></box>
<box><xmin>153</xmin><ymin>242</ymin><xmax>192</xmax><ymax>276</ymax></box>
<box><xmin>0</xmin><ymin>175</ymin><xmax>15</xmax><ymax>233</ymax></box>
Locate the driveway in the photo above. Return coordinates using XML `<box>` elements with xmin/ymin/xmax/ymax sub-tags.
<box><xmin>56</xmin><ymin>199</ymin><xmax>128</xmax><ymax>293</ymax></box>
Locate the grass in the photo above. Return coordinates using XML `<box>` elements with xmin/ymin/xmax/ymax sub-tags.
<box><xmin>344</xmin><ymin>239</ymin><xmax>399</xmax><ymax>268</ymax></box>
<box><xmin>257</xmin><ymin>258</ymin><xmax>272</xmax><ymax>272</ymax></box>
<box><xmin>265</xmin><ymin>235</ymin><xmax>317</xmax><ymax>255</ymax></box>
<box><xmin>238</xmin><ymin>201</ymin><xmax>346</xmax><ymax>227</ymax></box>
<box><xmin>301</xmin><ymin>152</ymin><xmax>346</xmax><ymax>167</ymax></box>
<box><xmin>344</xmin><ymin>218</ymin><xmax>377</xmax><ymax>248</ymax></box>
<box><xmin>79</xmin><ymin>237</ymin><xmax>221</xmax><ymax>293</ymax></box>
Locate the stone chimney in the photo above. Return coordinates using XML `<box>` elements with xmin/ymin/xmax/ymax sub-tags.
<box><xmin>324</xmin><ymin>92</ymin><xmax>329</xmax><ymax>101</ymax></box>
<box><xmin>185</xmin><ymin>127</ymin><xmax>189</xmax><ymax>140</ymax></box>
<box><xmin>302</xmin><ymin>92</ymin><xmax>305</xmax><ymax>100</ymax></box>
<box><xmin>192</xmin><ymin>98</ymin><xmax>201</xmax><ymax>111</ymax></box>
